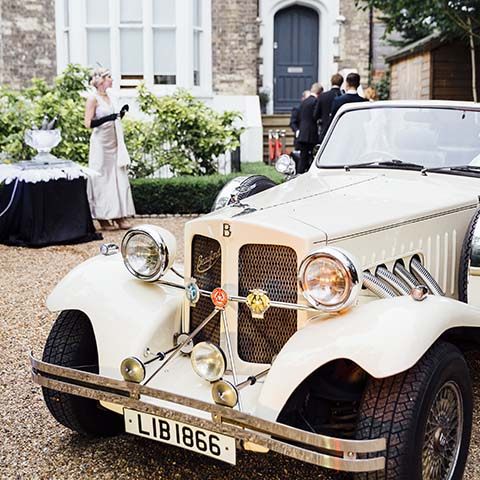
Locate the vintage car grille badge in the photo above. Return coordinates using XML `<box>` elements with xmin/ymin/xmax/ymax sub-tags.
<box><xmin>246</xmin><ymin>289</ymin><xmax>271</xmax><ymax>319</ymax></box>
<box><xmin>211</xmin><ymin>287</ymin><xmax>229</xmax><ymax>309</ymax></box>
<box><xmin>185</xmin><ymin>278</ymin><xmax>200</xmax><ymax>306</ymax></box>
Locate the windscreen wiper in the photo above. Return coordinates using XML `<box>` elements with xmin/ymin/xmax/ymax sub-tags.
<box><xmin>422</xmin><ymin>165</ymin><xmax>480</xmax><ymax>176</ymax></box>
<box><xmin>340</xmin><ymin>159</ymin><xmax>425</xmax><ymax>171</ymax></box>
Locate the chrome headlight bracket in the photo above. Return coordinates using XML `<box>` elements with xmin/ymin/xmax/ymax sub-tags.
<box><xmin>298</xmin><ymin>247</ymin><xmax>362</xmax><ymax>312</ymax></box>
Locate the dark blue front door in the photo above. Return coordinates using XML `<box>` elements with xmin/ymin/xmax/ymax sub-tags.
<box><xmin>274</xmin><ymin>6</ymin><xmax>319</xmax><ymax>113</ymax></box>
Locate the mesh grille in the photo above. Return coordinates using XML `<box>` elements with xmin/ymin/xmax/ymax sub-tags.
<box><xmin>189</xmin><ymin>235</ymin><xmax>221</xmax><ymax>345</ymax></box>
<box><xmin>238</xmin><ymin>244</ymin><xmax>298</xmax><ymax>363</ymax></box>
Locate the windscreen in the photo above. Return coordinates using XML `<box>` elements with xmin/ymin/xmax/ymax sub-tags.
<box><xmin>317</xmin><ymin>107</ymin><xmax>480</xmax><ymax>169</ymax></box>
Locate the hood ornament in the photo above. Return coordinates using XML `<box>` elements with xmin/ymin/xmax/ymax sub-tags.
<box><xmin>229</xmin><ymin>184</ymin><xmax>257</xmax><ymax>212</ymax></box>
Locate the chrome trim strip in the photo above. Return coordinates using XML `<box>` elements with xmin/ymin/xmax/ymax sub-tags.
<box><xmin>31</xmin><ymin>355</ymin><xmax>385</xmax><ymax>473</ymax></box>
<box><xmin>323</xmin><ymin>204</ymin><xmax>477</xmax><ymax>244</ymax></box>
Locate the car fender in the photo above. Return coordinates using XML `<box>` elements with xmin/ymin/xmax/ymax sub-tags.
<box><xmin>46</xmin><ymin>254</ymin><xmax>183</xmax><ymax>377</ymax></box>
<box><xmin>255</xmin><ymin>295</ymin><xmax>480</xmax><ymax>422</ymax></box>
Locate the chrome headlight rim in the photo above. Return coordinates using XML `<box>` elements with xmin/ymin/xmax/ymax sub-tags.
<box><xmin>190</xmin><ymin>341</ymin><xmax>227</xmax><ymax>383</ymax></box>
<box><xmin>298</xmin><ymin>247</ymin><xmax>362</xmax><ymax>312</ymax></box>
<box><xmin>121</xmin><ymin>226</ymin><xmax>169</xmax><ymax>282</ymax></box>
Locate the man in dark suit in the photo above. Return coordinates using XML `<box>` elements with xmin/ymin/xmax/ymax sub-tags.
<box><xmin>290</xmin><ymin>90</ymin><xmax>311</xmax><ymax>149</ymax></box>
<box><xmin>330</xmin><ymin>72</ymin><xmax>368</xmax><ymax>119</ymax></box>
<box><xmin>297</xmin><ymin>82</ymin><xmax>323</xmax><ymax>174</ymax></box>
<box><xmin>313</xmin><ymin>73</ymin><xmax>343</xmax><ymax>144</ymax></box>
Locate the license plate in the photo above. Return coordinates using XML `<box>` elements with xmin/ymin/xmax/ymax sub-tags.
<box><xmin>124</xmin><ymin>409</ymin><xmax>236</xmax><ymax>464</ymax></box>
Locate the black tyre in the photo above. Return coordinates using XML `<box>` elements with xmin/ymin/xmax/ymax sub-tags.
<box><xmin>42</xmin><ymin>310</ymin><xmax>123</xmax><ymax>436</ymax></box>
<box><xmin>234</xmin><ymin>175</ymin><xmax>276</xmax><ymax>202</ymax></box>
<box><xmin>212</xmin><ymin>174</ymin><xmax>276</xmax><ymax>211</ymax></box>
<box><xmin>355</xmin><ymin>341</ymin><xmax>472</xmax><ymax>480</ymax></box>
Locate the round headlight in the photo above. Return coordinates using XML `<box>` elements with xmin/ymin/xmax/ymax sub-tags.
<box><xmin>298</xmin><ymin>247</ymin><xmax>362</xmax><ymax>312</ymax></box>
<box><xmin>121</xmin><ymin>225</ymin><xmax>176</xmax><ymax>281</ymax></box>
<box><xmin>191</xmin><ymin>342</ymin><xmax>226</xmax><ymax>382</ymax></box>
<box><xmin>275</xmin><ymin>154</ymin><xmax>295</xmax><ymax>175</ymax></box>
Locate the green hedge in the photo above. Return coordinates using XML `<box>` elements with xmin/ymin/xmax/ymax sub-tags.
<box><xmin>131</xmin><ymin>162</ymin><xmax>282</xmax><ymax>214</ymax></box>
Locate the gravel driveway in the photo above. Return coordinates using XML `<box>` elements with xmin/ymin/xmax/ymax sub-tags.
<box><xmin>1</xmin><ymin>215</ymin><xmax>480</xmax><ymax>479</ymax></box>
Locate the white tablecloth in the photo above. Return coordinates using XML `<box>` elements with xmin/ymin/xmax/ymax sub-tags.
<box><xmin>0</xmin><ymin>161</ymin><xmax>98</xmax><ymax>185</ymax></box>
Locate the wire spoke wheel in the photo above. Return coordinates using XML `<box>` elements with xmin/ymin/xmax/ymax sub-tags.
<box><xmin>422</xmin><ymin>381</ymin><xmax>463</xmax><ymax>480</ymax></box>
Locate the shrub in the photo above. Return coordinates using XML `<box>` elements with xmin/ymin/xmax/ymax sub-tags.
<box><xmin>131</xmin><ymin>162</ymin><xmax>282</xmax><ymax>214</ymax></box>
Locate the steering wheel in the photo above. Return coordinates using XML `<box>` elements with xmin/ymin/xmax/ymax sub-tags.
<box><xmin>356</xmin><ymin>151</ymin><xmax>395</xmax><ymax>163</ymax></box>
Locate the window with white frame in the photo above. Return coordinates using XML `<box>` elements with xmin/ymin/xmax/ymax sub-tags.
<box><xmin>119</xmin><ymin>0</ymin><xmax>143</xmax><ymax>88</ymax></box>
<box><xmin>56</xmin><ymin>0</ymin><xmax>211</xmax><ymax>92</ymax></box>
<box><xmin>153</xmin><ymin>0</ymin><xmax>176</xmax><ymax>85</ymax></box>
<box><xmin>86</xmin><ymin>0</ymin><xmax>110</xmax><ymax>70</ymax></box>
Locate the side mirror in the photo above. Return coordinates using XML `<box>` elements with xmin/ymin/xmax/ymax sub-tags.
<box><xmin>275</xmin><ymin>154</ymin><xmax>296</xmax><ymax>176</ymax></box>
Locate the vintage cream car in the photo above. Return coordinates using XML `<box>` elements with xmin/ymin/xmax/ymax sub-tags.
<box><xmin>31</xmin><ymin>101</ymin><xmax>480</xmax><ymax>479</ymax></box>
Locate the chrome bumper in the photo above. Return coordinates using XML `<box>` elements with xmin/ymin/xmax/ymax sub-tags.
<box><xmin>30</xmin><ymin>354</ymin><xmax>386</xmax><ymax>473</ymax></box>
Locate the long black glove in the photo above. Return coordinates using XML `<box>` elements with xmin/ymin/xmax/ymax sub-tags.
<box><xmin>90</xmin><ymin>113</ymin><xmax>118</xmax><ymax>128</ymax></box>
<box><xmin>119</xmin><ymin>104</ymin><xmax>129</xmax><ymax>119</ymax></box>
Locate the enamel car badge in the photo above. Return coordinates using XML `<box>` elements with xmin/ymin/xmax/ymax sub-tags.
<box><xmin>211</xmin><ymin>288</ymin><xmax>229</xmax><ymax>309</ymax></box>
<box><xmin>246</xmin><ymin>289</ymin><xmax>271</xmax><ymax>319</ymax></box>
<box><xmin>185</xmin><ymin>279</ymin><xmax>200</xmax><ymax>306</ymax></box>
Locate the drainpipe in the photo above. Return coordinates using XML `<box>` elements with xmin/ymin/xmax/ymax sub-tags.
<box><xmin>368</xmin><ymin>7</ymin><xmax>374</xmax><ymax>86</ymax></box>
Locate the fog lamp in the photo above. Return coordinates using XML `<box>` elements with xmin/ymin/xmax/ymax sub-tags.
<box><xmin>191</xmin><ymin>342</ymin><xmax>226</xmax><ymax>382</ymax></box>
<box><xmin>120</xmin><ymin>356</ymin><xmax>146</xmax><ymax>383</ymax></box>
<box><xmin>211</xmin><ymin>379</ymin><xmax>238</xmax><ymax>407</ymax></box>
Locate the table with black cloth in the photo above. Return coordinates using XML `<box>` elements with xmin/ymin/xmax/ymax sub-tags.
<box><xmin>0</xmin><ymin>163</ymin><xmax>102</xmax><ymax>247</ymax></box>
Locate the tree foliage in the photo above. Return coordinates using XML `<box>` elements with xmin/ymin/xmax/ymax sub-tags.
<box><xmin>0</xmin><ymin>64</ymin><xmax>91</xmax><ymax>162</ymax></box>
<box><xmin>134</xmin><ymin>85</ymin><xmax>243</xmax><ymax>176</ymax></box>
<box><xmin>357</xmin><ymin>0</ymin><xmax>480</xmax><ymax>44</ymax></box>
<box><xmin>0</xmin><ymin>65</ymin><xmax>244</xmax><ymax>177</ymax></box>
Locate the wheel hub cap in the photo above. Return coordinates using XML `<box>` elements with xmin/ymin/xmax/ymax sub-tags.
<box><xmin>422</xmin><ymin>381</ymin><xmax>463</xmax><ymax>480</ymax></box>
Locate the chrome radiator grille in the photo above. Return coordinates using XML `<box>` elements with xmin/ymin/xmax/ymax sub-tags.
<box><xmin>189</xmin><ymin>235</ymin><xmax>221</xmax><ymax>345</ymax></box>
<box><xmin>238</xmin><ymin>244</ymin><xmax>298</xmax><ymax>363</ymax></box>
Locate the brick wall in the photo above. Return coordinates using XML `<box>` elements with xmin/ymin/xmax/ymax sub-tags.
<box><xmin>0</xmin><ymin>0</ymin><xmax>56</xmax><ymax>89</ymax></box>
<box><xmin>211</xmin><ymin>0</ymin><xmax>259</xmax><ymax>95</ymax></box>
<box><xmin>338</xmin><ymin>1</ymin><xmax>370</xmax><ymax>85</ymax></box>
